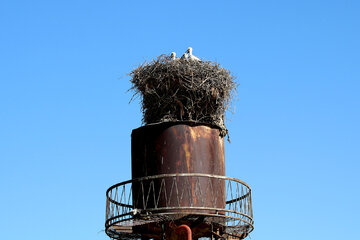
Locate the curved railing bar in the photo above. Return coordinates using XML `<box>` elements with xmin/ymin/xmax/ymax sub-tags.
<box><xmin>106</xmin><ymin>212</ymin><xmax>254</xmax><ymax>234</ymax></box>
<box><xmin>106</xmin><ymin>174</ymin><xmax>251</xmax><ymax>206</ymax></box>
<box><xmin>106</xmin><ymin>173</ymin><xmax>252</xmax><ymax>196</ymax></box>
<box><xmin>105</xmin><ymin>206</ymin><xmax>253</xmax><ymax>224</ymax></box>
<box><xmin>226</xmin><ymin>193</ymin><xmax>250</xmax><ymax>204</ymax></box>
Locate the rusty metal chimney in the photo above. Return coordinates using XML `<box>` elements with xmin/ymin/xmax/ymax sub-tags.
<box><xmin>105</xmin><ymin>51</ymin><xmax>254</xmax><ymax>239</ymax></box>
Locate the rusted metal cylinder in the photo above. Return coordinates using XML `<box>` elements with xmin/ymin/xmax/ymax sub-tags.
<box><xmin>132</xmin><ymin>122</ymin><xmax>225</xmax><ymax>177</ymax></box>
<box><xmin>131</xmin><ymin>122</ymin><xmax>225</xmax><ymax>213</ymax></box>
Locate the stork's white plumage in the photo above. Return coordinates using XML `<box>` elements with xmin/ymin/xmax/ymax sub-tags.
<box><xmin>186</xmin><ymin>47</ymin><xmax>201</xmax><ymax>61</ymax></box>
<box><xmin>170</xmin><ymin>52</ymin><xmax>177</xmax><ymax>61</ymax></box>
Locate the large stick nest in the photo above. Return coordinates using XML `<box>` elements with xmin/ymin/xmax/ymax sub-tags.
<box><xmin>129</xmin><ymin>54</ymin><xmax>237</xmax><ymax>137</ymax></box>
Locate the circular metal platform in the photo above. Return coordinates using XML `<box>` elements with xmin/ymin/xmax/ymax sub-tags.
<box><xmin>105</xmin><ymin>173</ymin><xmax>253</xmax><ymax>239</ymax></box>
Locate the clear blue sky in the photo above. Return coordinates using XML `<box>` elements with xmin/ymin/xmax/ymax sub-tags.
<box><xmin>1</xmin><ymin>1</ymin><xmax>359</xmax><ymax>240</ymax></box>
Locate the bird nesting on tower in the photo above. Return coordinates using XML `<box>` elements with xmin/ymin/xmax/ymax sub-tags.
<box><xmin>129</xmin><ymin>47</ymin><xmax>237</xmax><ymax>137</ymax></box>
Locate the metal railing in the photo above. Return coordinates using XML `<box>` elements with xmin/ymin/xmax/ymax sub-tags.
<box><xmin>105</xmin><ymin>173</ymin><xmax>253</xmax><ymax>239</ymax></box>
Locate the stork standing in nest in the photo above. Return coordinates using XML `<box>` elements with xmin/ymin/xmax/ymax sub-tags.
<box><xmin>170</xmin><ymin>52</ymin><xmax>178</xmax><ymax>61</ymax></box>
<box><xmin>186</xmin><ymin>47</ymin><xmax>201</xmax><ymax>61</ymax></box>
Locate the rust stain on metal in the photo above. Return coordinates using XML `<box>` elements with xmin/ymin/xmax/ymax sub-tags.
<box><xmin>131</xmin><ymin>122</ymin><xmax>225</xmax><ymax>178</ymax></box>
<box><xmin>131</xmin><ymin>121</ymin><xmax>225</xmax><ymax>221</ymax></box>
<box><xmin>182</xmin><ymin>142</ymin><xmax>191</xmax><ymax>173</ymax></box>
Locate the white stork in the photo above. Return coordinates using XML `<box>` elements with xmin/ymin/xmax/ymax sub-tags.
<box><xmin>170</xmin><ymin>52</ymin><xmax>177</xmax><ymax>61</ymax></box>
<box><xmin>186</xmin><ymin>47</ymin><xmax>201</xmax><ymax>61</ymax></box>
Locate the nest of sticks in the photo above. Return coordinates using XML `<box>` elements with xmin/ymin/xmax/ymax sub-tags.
<box><xmin>129</xmin><ymin>54</ymin><xmax>237</xmax><ymax>137</ymax></box>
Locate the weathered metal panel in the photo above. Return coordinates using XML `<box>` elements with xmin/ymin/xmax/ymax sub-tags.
<box><xmin>132</xmin><ymin>122</ymin><xmax>225</xmax><ymax>177</ymax></box>
<box><xmin>131</xmin><ymin>122</ymin><xmax>225</xmax><ymax>214</ymax></box>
